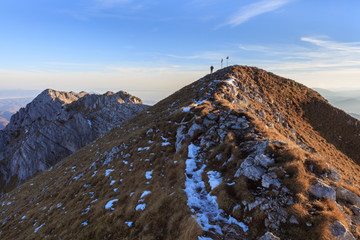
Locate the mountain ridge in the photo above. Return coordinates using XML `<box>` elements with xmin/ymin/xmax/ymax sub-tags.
<box><xmin>0</xmin><ymin>89</ymin><xmax>148</xmax><ymax>193</ymax></box>
<box><xmin>1</xmin><ymin>66</ymin><xmax>360</xmax><ymax>239</ymax></box>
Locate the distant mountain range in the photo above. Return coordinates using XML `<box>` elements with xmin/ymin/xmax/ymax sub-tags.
<box><xmin>314</xmin><ymin>88</ymin><xmax>360</xmax><ymax>119</ymax></box>
<box><xmin>0</xmin><ymin>97</ymin><xmax>34</xmax><ymax>129</ymax></box>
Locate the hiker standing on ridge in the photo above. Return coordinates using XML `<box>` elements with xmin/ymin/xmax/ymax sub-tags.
<box><xmin>210</xmin><ymin>65</ymin><xmax>214</xmax><ymax>74</ymax></box>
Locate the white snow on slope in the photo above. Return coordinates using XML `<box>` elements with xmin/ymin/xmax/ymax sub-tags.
<box><xmin>184</xmin><ymin>143</ymin><xmax>248</xmax><ymax>235</ymax></box>
<box><xmin>105</xmin><ymin>199</ymin><xmax>119</xmax><ymax>210</ymax></box>
<box><xmin>183</xmin><ymin>107</ymin><xmax>191</xmax><ymax>112</ymax></box>
<box><xmin>105</xmin><ymin>169</ymin><xmax>114</xmax><ymax>176</ymax></box>
<box><xmin>145</xmin><ymin>170</ymin><xmax>153</xmax><ymax>179</ymax></box>
<box><xmin>125</xmin><ymin>221</ymin><xmax>133</xmax><ymax>227</ymax></box>
<box><xmin>224</xmin><ymin>78</ymin><xmax>236</xmax><ymax>86</ymax></box>
<box><xmin>140</xmin><ymin>191</ymin><xmax>151</xmax><ymax>199</ymax></box>
<box><xmin>207</xmin><ymin>171</ymin><xmax>222</xmax><ymax>190</ymax></box>
<box><xmin>34</xmin><ymin>223</ymin><xmax>45</xmax><ymax>233</ymax></box>
<box><xmin>135</xmin><ymin>203</ymin><xmax>146</xmax><ymax>211</ymax></box>
<box><xmin>138</xmin><ymin>147</ymin><xmax>150</xmax><ymax>151</ymax></box>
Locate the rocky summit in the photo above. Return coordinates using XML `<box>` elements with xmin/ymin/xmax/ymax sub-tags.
<box><xmin>1</xmin><ymin>66</ymin><xmax>360</xmax><ymax>239</ymax></box>
<box><xmin>0</xmin><ymin>89</ymin><xmax>148</xmax><ymax>193</ymax></box>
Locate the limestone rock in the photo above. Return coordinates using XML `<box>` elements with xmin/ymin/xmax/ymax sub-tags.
<box><xmin>234</xmin><ymin>140</ymin><xmax>274</xmax><ymax>181</ymax></box>
<box><xmin>309</xmin><ymin>179</ymin><xmax>336</xmax><ymax>200</ymax></box>
<box><xmin>289</xmin><ymin>216</ymin><xmax>299</xmax><ymax>224</ymax></box>
<box><xmin>330</xmin><ymin>221</ymin><xmax>355</xmax><ymax>240</ymax></box>
<box><xmin>258</xmin><ymin>232</ymin><xmax>281</xmax><ymax>240</ymax></box>
<box><xmin>328</xmin><ymin>169</ymin><xmax>341</xmax><ymax>182</ymax></box>
<box><xmin>261</xmin><ymin>172</ymin><xmax>281</xmax><ymax>188</ymax></box>
<box><xmin>336</xmin><ymin>187</ymin><xmax>360</xmax><ymax>207</ymax></box>
<box><xmin>175</xmin><ymin>125</ymin><xmax>189</xmax><ymax>152</ymax></box>
<box><xmin>0</xmin><ymin>89</ymin><xmax>148</xmax><ymax>192</ymax></box>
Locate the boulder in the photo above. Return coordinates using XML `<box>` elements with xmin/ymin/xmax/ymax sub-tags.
<box><xmin>330</xmin><ymin>221</ymin><xmax>355</xmax><ymax>240</ymax></box>
<box><xmin>328</xmin><ymin>169</ymin><xmax>341</xmax><ymax>182</ymax></box>
<box><xmin>258</xmin><ymin>232</ymin><xmax>280</xmax><ymax>240</ymax></box>
<box><xmin>336</xmin><ymin>187</ymin><xmax>360</xmax><ymax>207</ymax></box>
<box><xmin>309</xmin><ymin>179</ymin><xmax>336</xmax><ymax>200</ymax></box>
<box><xmin>175</xmin><ymin>125</ymin><xmax>188</xmax><ymax>152</ymax></box>
<box><xmin>289</xmin><ymin>216</ymin><xmax>299</xmax><ymax>225</ymax></box>
<box><xmin>261</xmin><ymin>172</ymin><xmax>281</xmax><ymax>188</ymax></box>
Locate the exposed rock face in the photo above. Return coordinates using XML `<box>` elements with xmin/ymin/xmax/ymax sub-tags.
<box><xmin>309</xmin><ymin>179</ymin><xmax>336</xmax><ymax>200</ymax></box>
<box><xmin>336</xmin><ymin>187</ymin><xmax>360</xmax><ymax>207</ymax></box>
<box><xmin>0</xmin><ymin>89</ymin><xmax>148</xmax><ymax>192</ymax></box>
<box><xmin>330</xmin><ymin>221</ymin><xmax>355</xmax><ymax>240</ymax></box>
<box><xmin>258</xmin><ymin>232</ymin><xmax>281</xmax><ymax>240</ymax></box>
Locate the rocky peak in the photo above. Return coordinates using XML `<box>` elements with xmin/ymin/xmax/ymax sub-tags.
<box><xmin>0</xmin><ymin>89</ymin><xmax>148</xmax><ymax>193</ymax></box>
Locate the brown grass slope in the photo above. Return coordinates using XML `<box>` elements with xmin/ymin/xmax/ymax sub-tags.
<box><xmin>1</xmin><ymin>65</ymin><xmax>360</xmax><ymax>239</ymax></box>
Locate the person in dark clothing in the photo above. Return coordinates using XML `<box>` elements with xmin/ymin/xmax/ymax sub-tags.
<box><xmin>210</xmin><ymin>65</ymin><xmax>214</xmax><ymax>74</ymax></box>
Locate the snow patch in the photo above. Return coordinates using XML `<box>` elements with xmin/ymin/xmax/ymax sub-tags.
<box><xmin>34</xmin><ymin>223</ymin><xmax>45</xmax><ymax>233</ymax></box>
<box><xmin>224</xmin><ymin>78</ymin><xmax>236</xmax><ymax>86</ymax></box>
<box><xmin>140</xmin><ymin>191</ymin><xmax>151</xmax><ymax>199</ymax></box>
<box><xmin>138</xmin><ymin>147</ymin><xmax>150</xmax><ymax>151</ymax></box>
<box><xmin>184</xmin><ymin>143</ymin><xmax>248</xmax><ymax>235</ymax></box>
<box><xmin>105</xmin><ymin>169</ymin><xmax>114</xmax><ymax>176</ymax></box>
<box><xmin>207</xmin><ymin>171</ymin><xmax>222</xmax><ymax>190</ymax></box>
<box><xmin>183</xmin><ymin>107</ymin><xmax>191</xmax><ymax>112</ymax></box>
<box><xmin>87</xmin><ymin>120</ymin><xmax>92</xmax><ymax>128</ymax></box>
<box><xmin>145</xmin><ymin>170</ymin><xmax>153</xmax><ymax>180</ymax></box>
<box><xmin>135</xmin><ymin>203</ymin><xmax>146</xmax><ymax>211</ymax></box>
<box><xmin>125</xmin><ymin>221</ymin><xmax>133</xmax><ymax>227</ymax></box>
<box><xmin>105</xmin><ymin>199</ymin><xmax>119</xmax><ymax>210</ymax></box>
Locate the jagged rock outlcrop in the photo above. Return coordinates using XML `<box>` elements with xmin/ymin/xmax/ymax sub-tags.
<box><xmin>0</xmin><ymin>89</ymin><xmax>148</xmax><ymax>192</ymax></box>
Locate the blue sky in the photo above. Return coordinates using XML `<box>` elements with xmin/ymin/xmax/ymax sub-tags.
<box><xmin>1</xmin><ymin>0</ymin><xmax>360</xmax><ymax>104</ymax></box>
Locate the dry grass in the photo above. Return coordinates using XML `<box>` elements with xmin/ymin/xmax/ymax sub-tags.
<box><xmin>2</xmin><ymin>65</ymin><xmax>360</xmax><ymax>239</ymax></box>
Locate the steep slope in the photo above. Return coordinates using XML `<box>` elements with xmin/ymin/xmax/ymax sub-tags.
<box><xmin>1</xmin><ymin>66</ymin><xmax>360</xmax><ymax>239</ymax></box>
<box><xmin>0</xmin><ymin>89</ymin><xmax>148</xmax><ymax>193</ymax></box>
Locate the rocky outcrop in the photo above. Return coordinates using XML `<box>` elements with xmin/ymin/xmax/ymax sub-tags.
<box><xmin>330</xmin><ymin>221</ymin><xmax>355</xmax><ymax>240</ymax></box>
<box><xmin>309</xmin><ymin>179</ymin><xmax>336</xmax><ymax>200</ymax></box>
<box><xmin>0</xmin><ymin>89</ymin><xmax>148</xmax><ymax>192</ymax></box>
<box><xmin>336</xmin><ymin>187</ymin><xmax>360</xmax><ymax>207</ymax></box>
<box><xmin>258</xmin><ymin>232</ymin><xmax>281</xmax><ymax>240</ymax></box>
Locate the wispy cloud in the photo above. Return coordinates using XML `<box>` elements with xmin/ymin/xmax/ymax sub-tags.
<box><xmin>301</xmin><ymin>37</ymin><xmax>360</xmax><ymax>53</ymax></box>
<box><xmin>64</xmin><ymin>0</ymin><xmax>146</xmax><ymax>20</ymax></box>
<box><xmin>236</xmin><ymin>36</ymin><xmax>360</xmax><ymax>80</ymax></box>
<box><xmin>167</xmin><ymin>51</ymin><xmax>227</xmax><ymax>60</ymax></box>
<box><xmin>223</xmin><ymin>0</ymin><xmax>294</xmax><ymax>27</ymax></box>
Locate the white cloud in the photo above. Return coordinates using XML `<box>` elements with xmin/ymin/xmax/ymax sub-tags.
<box><xmin>224</xmin><ymin>0</ymin><xmax>294</xmax><ymax>27</ymax></box>
<box><xmin>301</xmin><ymin>37</ymin><xmax>360</xmax><ymax>53</ymax></box>
<box><xmin>167</xmin><ymin>51</ymin><xmax>227</xmax><ymax>60</ymax></box>
<box><xmin>235</xmin><ymin>36</ymin><xmax>360</xmax><ymax>88</ymax></box>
